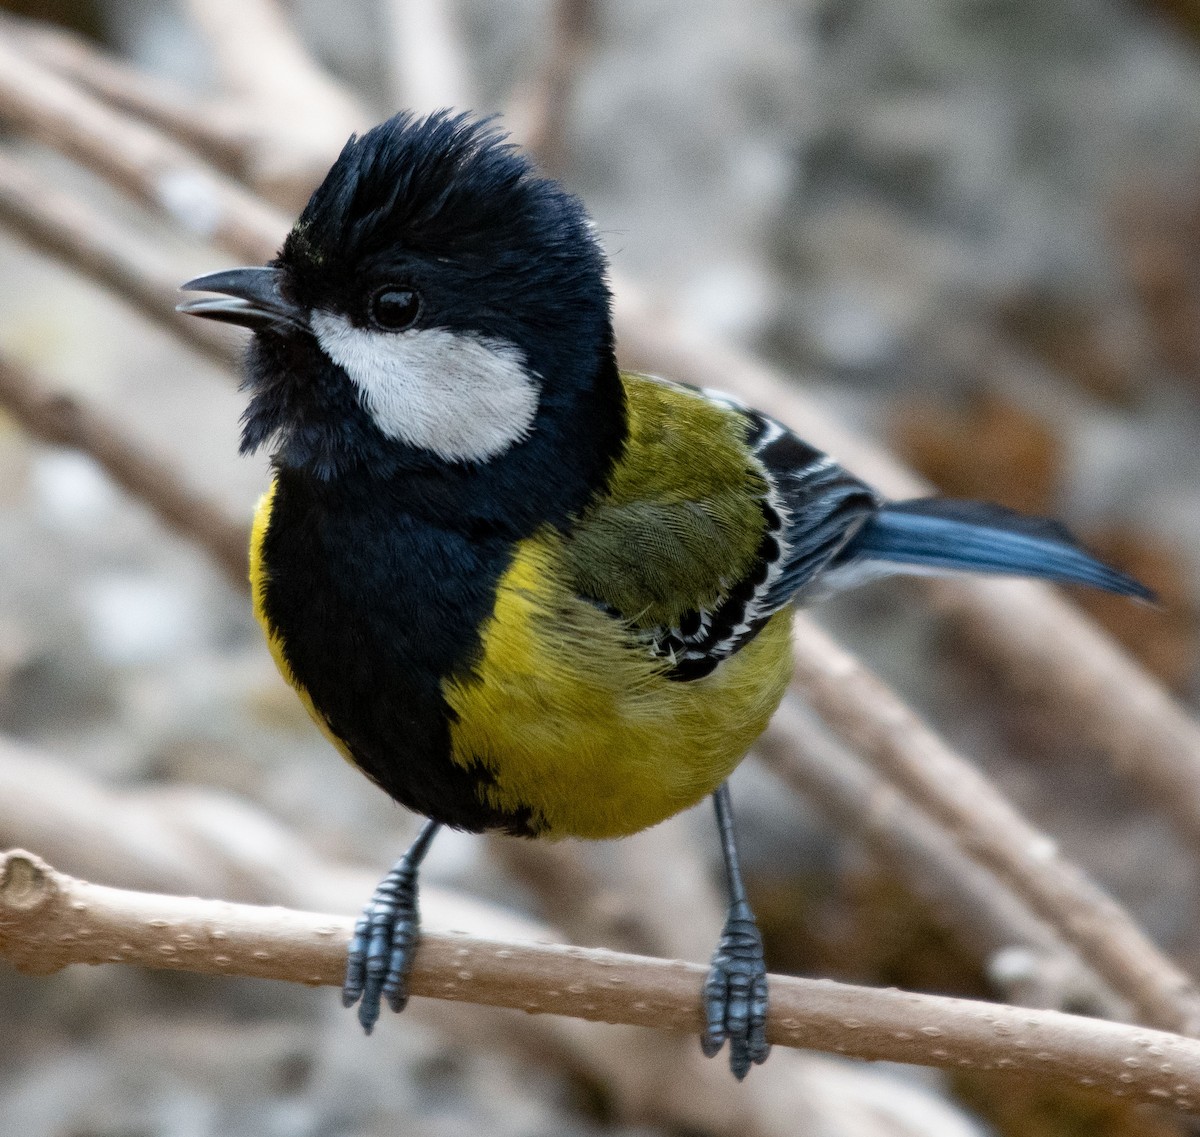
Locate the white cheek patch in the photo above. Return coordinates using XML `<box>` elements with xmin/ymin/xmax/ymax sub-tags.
<box><xmin>310</xmin><ymin>312</ymin><xmax>540</xmax><ymax>462</ymax></box>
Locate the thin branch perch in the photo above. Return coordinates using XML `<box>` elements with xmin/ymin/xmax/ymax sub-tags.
<box><xmin>2</xmin><ymin>849</ymin><xmax>1199</xmax><ymax>1112</ymax></box>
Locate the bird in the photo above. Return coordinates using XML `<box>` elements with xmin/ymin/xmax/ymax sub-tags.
<box><xmin>179</xmin><ymin>109</ymin><xmax>1153</xmax><ymax>1080</ymax></box>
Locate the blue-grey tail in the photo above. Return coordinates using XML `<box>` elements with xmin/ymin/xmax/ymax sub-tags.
<box><xmin>837</xmin><ymin>498</ymin><xmax>1155</xmax><ymax>601</ymax></box>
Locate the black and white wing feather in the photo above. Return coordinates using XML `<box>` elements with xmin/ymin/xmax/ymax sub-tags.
<box><xmin>654</xmin><ymin>391</ymin><xmax>879</xmax><ymax>680</ymax></box>
<box><xmin>743</xmin><ymin>407</ymin><xmax>881</xmax><ymax>610</ymax></box>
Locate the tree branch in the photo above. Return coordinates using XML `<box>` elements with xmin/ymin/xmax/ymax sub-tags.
<box><xmin>184</xmin><ymin>0</ymin><xmax>363</xmax><ymax>135</ymax></box>
<box><xmin>381</xmin><ymin>0</ymin><xmax>476</xmax><ymax>115</ymax></box>
<box><xmin>1</xmin><ymin>13</ymin><xmax>251</xmax><ymax>174</ymax></box>
<box><xmin>931</xmin><ymin>574</ymin><xmax>1200</xmax><ymax>847</ymax></box>
<box><xmin>182</xmin><ymin>0</ymin><xmax>365</xmax><ymax>211</ymax></box>
<box><xmin>3</xmin><ymin>849</ymin><xmax>1198</xmax><ymax>1112</ymax></box>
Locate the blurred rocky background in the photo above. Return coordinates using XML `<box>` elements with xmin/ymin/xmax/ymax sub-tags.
<box><xmin>3</xmin><ymin>0</ymin><xmax>1200</xmax><ymax>1134</ymax></box>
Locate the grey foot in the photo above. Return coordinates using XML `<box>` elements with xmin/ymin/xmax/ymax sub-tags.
<box><xmin>341</xmin><ymin>864</ymin><xmax>420</xmax><ymax>1033</ymax></box>
<box><xmin>700</xmin><ymin>899</ymin><xmax>771</xmax><ymax>1079</ymax></box>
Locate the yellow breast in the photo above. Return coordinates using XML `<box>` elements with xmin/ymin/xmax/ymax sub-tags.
<box><xmin>443</xmin><ymin>528</ymin><xmax>793</xmax><ymax>839</ymax></box>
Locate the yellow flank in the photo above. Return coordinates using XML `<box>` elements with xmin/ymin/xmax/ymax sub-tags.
<box><xmin>249</xmin><ymin>479</ymin><xmax>356</xmax><ymax>765</ymax></box>
<box><xmin>443</xmin><ymin>529</ymin><xmax>793</xmax><ymax>839</ymax></box>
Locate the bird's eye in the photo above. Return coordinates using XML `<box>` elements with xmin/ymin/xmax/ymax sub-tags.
<box><xmin>369</xmin><ymin>287</ymin><xmax>421</xmax><ymax>332</ymax></box>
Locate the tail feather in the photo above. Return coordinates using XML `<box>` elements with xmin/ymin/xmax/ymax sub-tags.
<box><xmin>839</xmin><ymin>498</ymin><xmax>1155</xmax><ymax>601</ymax></box>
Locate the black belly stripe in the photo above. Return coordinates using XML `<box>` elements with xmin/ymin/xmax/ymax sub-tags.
<box><xmin>258</xmin><ymin>469</ymin><xmax>541</xmax><ymax>835</ymax></box>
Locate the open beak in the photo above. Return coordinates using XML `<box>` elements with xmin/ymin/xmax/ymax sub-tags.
<box><xmin>177</xmin><ymin>266</ymin><xmax>307</xmax><ymax>332</ymax></box>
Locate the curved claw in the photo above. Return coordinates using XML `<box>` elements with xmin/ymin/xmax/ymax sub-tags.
<box><xmin>700</xmin><ymin>900</ymin><xmax>771</xmax><ymax>1080</ymax></box>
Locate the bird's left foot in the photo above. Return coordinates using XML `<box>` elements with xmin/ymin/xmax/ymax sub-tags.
<box><xmin>342</xmin><ymin>860</ymin><xmax>422</xmax><ymax>1033</ymax></box>
<box><xmin>700</xmin><ymin>898</ymin><xmax>771</xmax><ymax>1079</ymax></box>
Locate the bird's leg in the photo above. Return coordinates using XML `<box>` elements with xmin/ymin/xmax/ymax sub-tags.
<box><xmin>700</xmin><ymin>782</ymin><xmax>771</xmax><ymax>1079</ymax></box>
<box><xmin>342</xmin><ymin>819</ymin><xmax>441</xmax><ymax>1033</ymax></box>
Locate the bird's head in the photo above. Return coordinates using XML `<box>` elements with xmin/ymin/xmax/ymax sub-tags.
<box><xmin>180</xmin><ymin>111</ymin><xmax>618</xmax><ymax>483</ymax></box>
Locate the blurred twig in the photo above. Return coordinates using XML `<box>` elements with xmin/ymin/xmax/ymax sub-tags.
<box><xmin>507</xmin><ymin>0</ymin><xmax>599</xmax><ymax>174</ymax></box>
<box><xmin>0</xmin><ymin>147</ymin><xmax>238</xmax><ymax>368</ymax></box>
<box><xmin>184</xmin><ymin>0</ymin><xmax>363</xmax><ymax>132</ymax></box>
<box><xmin>790</xmin><ymin>615</ymin><xmax>1200</xmax><ymax>1036</ymax></box>
<box><xmin>2</xmin><ymin>13</ymin><xmax>250</xmax><ymax>174</ymax></box>
<box><xmin>0</xmin><ymin>733</ymin><xmax>547</xmax><ymax>940</ymax></box>
<box><xmin>0</xmin><ymin>354</ymin><xmax>249</xmax><ymax>588</ymax></box>
<box><xmin>0</xmin><ymin>32</ymin><xmax>286</xmax><ymax>261</ymax></box>
<box><xmin>3</xmin><ymin>848</ymin><xmax>1199</xmax><ymax>1112</ymax></box>
<box><xmin>931</xmin><ymin>574</ymin><xmax>1200</xmax><ymax>843</ymax></box>
<box><xmin>757</xmin><ymin>697</ymin><xmax>1128</xmax><ymax>1019</ymax></box>
<box><xmin>3</xmin><ymin>11</ymin><xmax>339</xmax><ymax>212</ymax></box>
<box><xmin>183</xmin><ymin>0</ymin><xmax>364</xmax><ymax>210</ymax></box>
<box><xmin>0</xmin><ymin>730</ymin><xmax>379</xmax><ymax>910</ymax></box>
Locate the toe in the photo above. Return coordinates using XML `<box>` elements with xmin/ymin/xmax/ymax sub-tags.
<box><xmin>747</xmin><ymin>971</ymin><xmax>771</xmax><ymax>1064</ymax></box>
<box><xmin>341</xmin><ymin>913</ymin><xmax>370</xmax><ymax>1008</ymax></box>
<box><xmin>728</xmin><ymin>1036</ymin><xmax>752</xmax><ymax>1081</ymax></box>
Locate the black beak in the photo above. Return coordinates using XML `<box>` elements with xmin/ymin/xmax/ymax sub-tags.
<box><xmin>177</xmin><ymin>267</ymin><xmax>307</xmax><ymax>332</ymax></box>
